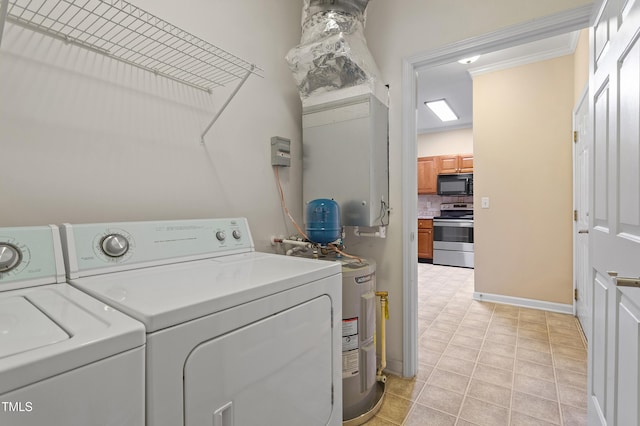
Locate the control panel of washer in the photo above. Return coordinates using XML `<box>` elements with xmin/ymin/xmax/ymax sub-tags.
<box><xmin>0</xmin><ymin>226</ymin><xmax>65</xmax><ymax>288</ymax></box>
<box><xmin>61</xmin><ymin>218</ymin><xmax>254</xmax><ymax>277</ymax></box>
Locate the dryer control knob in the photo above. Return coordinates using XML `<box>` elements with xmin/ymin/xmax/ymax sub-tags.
<box><xmin>216</xmin><ymin>231</ymin><xmax>226</xmax><ymax>241</ymax></box>
<box><xmin>0</xmin><ymin>243</ymin><xmax>21</xmax><ymax>272</ymax></box>
<box><xmin>101</xmin><ymin>234</ymin><xmax>129</xmax><ymax>258</ymax></box>
<box><xmin>232</xmin><ymin>230</ymin><xmax>242</xmax><ymax>240</ymax></box>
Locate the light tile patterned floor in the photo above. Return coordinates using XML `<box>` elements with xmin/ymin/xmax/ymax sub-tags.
<box><xmin>364</xmin><ymin>264</ymin><xmax>588</xmax><ymax>426</ymax></box>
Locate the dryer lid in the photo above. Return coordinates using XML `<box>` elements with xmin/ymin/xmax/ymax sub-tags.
<box><xmin>0</xmin><ymin>296</ymin><xmax>69</xmax><ymax>358</ymax></box>
<box><xmin>68</xmin><ymin>251</ymin><xmax>342</xmax><ymax>332</ymax></box>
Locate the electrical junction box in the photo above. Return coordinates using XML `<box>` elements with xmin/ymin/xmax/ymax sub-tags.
<box><xmin>302</xmin><ymin>93</ymin><xmax>389</xmax><ymax>227</ymax></box>
<box><xmin>271</xmin><ymin>136</ymin><xmax>291</xmax><ymax>167</ymax></box>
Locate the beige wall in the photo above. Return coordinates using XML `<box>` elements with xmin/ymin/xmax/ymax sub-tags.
<box><xmin>417</xmin><ymin>128</ymin><xmax>474</xmax><ymax>157</ymax></box>
<box><xmin>574</xmin><ymin>29</ymin><xmax>590</xmax><ymax>102</ymax></box>
<box><xmin>473</xmin><ymin>55</ymin><xmax>576</xmax><ymax>304</ymax></box>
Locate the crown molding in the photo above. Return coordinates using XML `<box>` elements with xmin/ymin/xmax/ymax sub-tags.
<box><xmin>411</xmin><ymin>4</ymin><xmax>593</xmax><ymax>72</ymax></box>
<box><xmin>468</xmin><ymin>30</ymin><xmax>581</xmax><ymax>77</ymax></box>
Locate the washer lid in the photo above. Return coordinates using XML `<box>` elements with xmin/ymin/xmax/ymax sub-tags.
<box><xmin>0</xmin><ymin>284</ymin><xmax>145</xmax><ymax>395</ymax></box>
<box><xmin>69</xmin><ymin>252</ymin><xmax>342</xmax><ymax>332</ymax></box>
<box><xmin>0</xmin><ymin>297</ymin><xmax>69</xmax><ymax>358</ymax></box>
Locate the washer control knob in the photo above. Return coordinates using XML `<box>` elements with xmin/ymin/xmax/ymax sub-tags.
<box><xmin>0</xmin><ymin>243</ymin><xmax>21</xmax><ymax>272</ymax></box>
<box><xmin>101</xmin><ymin>234</ymin><xmax>129</xmax><ymax>258</ymax></box>
<box><xmin>216</xmin><ymin>231</ymin><xmax>226</xmax><ymax>241</ymax></box>
<box><xmin>232</xmin><ymin>230</ymin><xmax>242</xmax><ymax>240</ymax></box>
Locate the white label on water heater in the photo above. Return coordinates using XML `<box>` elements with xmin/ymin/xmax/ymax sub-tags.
<box><xmin>342</xmin><ymin>317</ymin><xmax>358</xmax><ymax>339</ymax></box>
<box><xmin>342</xmin><ymin>350</ymin><xmax>359</xmax><ymax>378</ymax></box>
<box><xmin>342</xmin><ymin>317</ymin><xmax>359</xmax><ymax>352</ymax></box>
<box><xmin>342</xmin><ymin>335</ymin><xmax>358</xmax><ymax>351</ymax></box>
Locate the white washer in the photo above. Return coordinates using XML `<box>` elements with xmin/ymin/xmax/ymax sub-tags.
<box><xmin>60</xmin><ymin>218</ymin><xmax>343</xmax><ymax>426</ymax></box>
<box><xmin>0</xmin><ymin>226</ymin><xmax>145</xmax><ymax>426</ymax></box>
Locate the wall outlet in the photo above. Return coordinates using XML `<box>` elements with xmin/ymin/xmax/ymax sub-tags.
<box><xmin>481</xmin><ymin>197</ymin><xmax>490</xmax><ymax>209</ymax></box>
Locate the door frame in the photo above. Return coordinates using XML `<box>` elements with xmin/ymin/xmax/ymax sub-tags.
<box><xmin>400</xmin><ymin>5</ymin><xmax>596</xmax><ymax>377</ymax></box>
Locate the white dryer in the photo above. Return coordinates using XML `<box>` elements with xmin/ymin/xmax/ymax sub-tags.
<box><xmin>60</xmin><ymin>218</ymin><xmax>343</xmax><ymax>426</ymax></box>
<box><xmin>0</xmin><ymin>226</ymin><xmax>145</xmax><ymax>426</ymax></box>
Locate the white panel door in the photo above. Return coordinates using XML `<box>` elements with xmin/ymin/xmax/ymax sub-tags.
<box><xmin>574</xmin><ymin>89</ymin><xmax>591</xmax><ymax>339</ymax></box>
<box><xmin>588</xmin><ymin>1</ymin><xmax>640</xmax><ymax>425</ymax></box>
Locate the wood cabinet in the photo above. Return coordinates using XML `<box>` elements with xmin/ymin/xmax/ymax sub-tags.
<box><xmin>438</xmin><ymin>155</ymin><xmax>459</xmax><ymax>174</ymax></box>
<box><xmin>418</xmin><ymin>157</ymin><xmax>438</xmax><ymax>194</ymax></box>
<box><xmin>459</xmin><ymin>154</ymin><xmax>474</xmax><ymax>173</ymax></box>
<box><xmin>417</xmin><ymin>219</ymin><xmax>433</xmax><ymax>260</ymax></box>
<box><xmin>438</xmin><ymin>154</ymin><xmax>474</xmax><ymax>174</ymax></box>
<box><xmin>418</xmin><ymin>153</ymin><xmax>473</xmax><ymax>194</ymax></box>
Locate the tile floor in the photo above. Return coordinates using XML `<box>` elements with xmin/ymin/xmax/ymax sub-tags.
<box><xmin>364</xmin><ymin>263</ymin><xmax>588</xmax><ymax>426</ymax></box>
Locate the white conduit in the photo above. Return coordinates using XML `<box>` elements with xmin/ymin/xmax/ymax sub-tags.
<box><xmin>286</xmin><ymin>246</ymin><xmax>308</xmax><ymax>256</ymax></box>
<box><xmin>353</xmin><ymin>226</ymin><xmax>387</xmax><ymax>238</ymax></box>
<box><xmin>272</xmin><ymin>238</ymin><xmax>312</xmax><ymax>248</ymax></box>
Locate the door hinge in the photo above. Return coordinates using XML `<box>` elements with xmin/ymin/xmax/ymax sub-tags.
<box><xmin>574</xmin><ymin>288</ymin><xmax>578</xmax><ymax>301</ymax></box>
<box><xmin>574</xmin><ymin>210</ymin><xmax>578</xmax><ymax>222</ymax></box>
<box><xmin>573</xmin><ymin>131</ymin><xmax>578</xmax><ymax>143</ymax></box>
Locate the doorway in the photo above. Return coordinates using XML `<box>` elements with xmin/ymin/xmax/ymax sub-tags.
<box><xmin>401</xmin><ymin>6</ymin><xmax>594</xmax><ymax>377</ymax></box>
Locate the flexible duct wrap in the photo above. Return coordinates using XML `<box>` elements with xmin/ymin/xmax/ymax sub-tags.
<box><xmin>286</xmin><ymin>0</ymin><xmax>382</xmax><ymax>103</ymax></box>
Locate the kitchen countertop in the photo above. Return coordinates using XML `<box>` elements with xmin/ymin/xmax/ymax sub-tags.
<box><xmin>418</xmin><ymin>216</ymin><xmax>435</xmax><ymax>220</ymax></box>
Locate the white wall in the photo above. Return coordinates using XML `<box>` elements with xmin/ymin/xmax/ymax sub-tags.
<box><xmin>0</xmin><ymin>0</ymin><xmax>303</xmax><ymax>253</ymax></box>
<box><xmin>417</xmin><ymin>128</ymin><xmax>474</xmax><ymax>157</ymax></box>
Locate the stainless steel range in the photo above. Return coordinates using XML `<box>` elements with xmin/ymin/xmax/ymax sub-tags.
<box><xmin>433</xmin><ymin>203</ymin><xmax>474</xmax><ymax>268</ymax></box>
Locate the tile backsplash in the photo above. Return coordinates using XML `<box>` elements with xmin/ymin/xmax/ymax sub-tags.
<box><xmin>418</xmin><ymin>195</ymin><xmax>473</xmax><ymax>217</ymax></box>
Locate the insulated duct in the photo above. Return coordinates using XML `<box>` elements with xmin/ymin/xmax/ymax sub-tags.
<box><xmin>286</xmin><ymin>0</ymin><xmax>382</xmax><ymax>103</ymax></box>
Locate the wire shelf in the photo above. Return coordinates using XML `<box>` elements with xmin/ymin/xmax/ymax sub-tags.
<box><xmin>1</xmin><ymin>0</ymin><xmax>263</xmax><ymax>92</ymax></box>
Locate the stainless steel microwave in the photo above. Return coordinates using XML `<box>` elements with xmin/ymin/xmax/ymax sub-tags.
<box><xmin>437</xmin><ymin>173</ymin><xmax>473</xmax><ymax>196</ymax></box>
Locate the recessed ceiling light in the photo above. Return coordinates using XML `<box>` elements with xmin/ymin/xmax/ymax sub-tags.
<box><xmin>458</xmin><ymin>55</ymin><xmax>480</xmax><ymax>64</ymax></box>
<box><xmin>425</xmin><ymin>99</ymin><xmax>458</xmax><ymax>122</ymax></box>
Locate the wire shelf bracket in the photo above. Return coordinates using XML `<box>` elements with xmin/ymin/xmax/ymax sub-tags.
<box><xmin>0</xmin><ymin>0</ymin><xmax>263</xmax><ymax>141</ymax></box>
<box><xmin>0</xmin><ymin>0</ymin><xmax>9</xmax><ymax>45</ymax></box>
<box><xmin>200</xmin><ymin>64</ymin><xmax>254</xmax><ymax>144</ymax></box>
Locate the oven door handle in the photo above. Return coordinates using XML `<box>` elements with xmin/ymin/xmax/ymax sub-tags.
<box><xmin>433</xmin><ymin>220</ymin><xmax>474</xmax><ymax>228</ymax></box>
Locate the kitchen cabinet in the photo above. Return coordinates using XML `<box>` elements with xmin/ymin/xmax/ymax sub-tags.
<box><xmin>417</xmin><ymin>219</ymin><xmax>433</xmax><ymax>260</ymax></box>
<box><xmin>418</xmin><ymin>157</ymin><xmax>438</xmax><ymax>194</ymax></box>
<box><xmin>438</xmin><ymin>155</ymin><xmax>459</xmax><ymax>174</ymax></box>
<box><xmin>438</xmin><ymin>154</ymin><xmax>474</xmax><ymax>174</ymax></box>
<box><xmin>459</xmin><ymin>154</ymin><xmax>474</xmax><ymax>173</ymax></box>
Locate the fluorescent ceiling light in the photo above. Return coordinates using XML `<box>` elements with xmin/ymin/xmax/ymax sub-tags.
<box><xmin>425</xmin><ymin>99</ymin><xmax>458</xmax><ymax>122</ymax></box>
<box><xmin>458</xmin><ymin>55</ymin><xmax>480</xmax><ymax>64</ymax></box>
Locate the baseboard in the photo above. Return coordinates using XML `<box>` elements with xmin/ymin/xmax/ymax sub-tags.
<box><xmin>383</xmin><ymin>358</ymin><xmax>404</xmax><ymax>377</ymax></box>
<box><xmin>473</xmin><ymin>292</ymin><xmax>574</xmax><ymax>315</ymax></box>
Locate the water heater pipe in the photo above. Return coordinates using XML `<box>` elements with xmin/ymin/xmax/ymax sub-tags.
<box><xmin>286</xmin><ymin>246</ymin><xmax>309</xmax><ymax>256</ymax></box>
<box><xmin>375</xmin><ymin>291</ymin><xmax>388</xmax><ymax>383</ymax></box>
<box><xmin>272</xmin><ymin>238</ymin><xmax>313</xmax><ymax>249</ymax></box>
<box><xmin>353</xmin><ymin>226</ymin><xmax>387</xmax><ymax>238</ymax></box>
